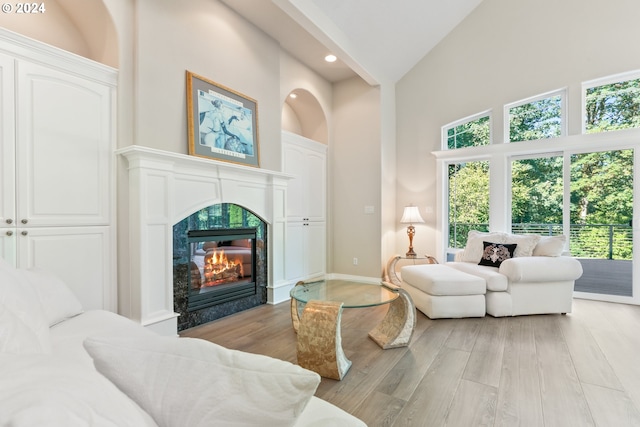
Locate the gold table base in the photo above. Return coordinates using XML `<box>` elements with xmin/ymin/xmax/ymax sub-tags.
<box><xmin>291</xmin><ymin>284</ymin><xmax>416</xmax><ymax>380</ymax></box>
<box><xmin>295</xmin><ymin>300</ymin><xmax>352</xmax><ymax>380</ymax></box>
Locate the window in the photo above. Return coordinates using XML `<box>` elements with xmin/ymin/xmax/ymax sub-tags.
<box><xmin>570</xmin><ymin>149</ymin><xmax>633</xmax><ymax>261</ymax></box>
<box><xmin>507</xmin><ymin>90</ymin><xmax>565</xmax><ymax>142</ymax></box>
<box><xmin>511</xmin><ymin>155</ymin><xmax>563</xmax><ymax>236</ymax></box>
<box><xmin>437</xmin><ymin>71</ymin><xmax>640</xmax><ymax>302</ymax></box>
<box><xmin>584</xmin><ymin>74</ymin><xmax>640</xmax><ymax>133</ymax></box>
<box><xmin>448</xmin><ymin>161</ymin><xmax>489</xmax><ymax>249</ymax></box>
<box><xmin>444</xmin><ymin>112</ymin><xmax>491</xmax><ymax>150</ymax></box>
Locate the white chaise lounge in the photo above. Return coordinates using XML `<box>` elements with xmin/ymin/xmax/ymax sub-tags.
<box><xmin>400</xmin><ymin>231</ymin><xmax>583</xmax><ymax>318</ymax></box>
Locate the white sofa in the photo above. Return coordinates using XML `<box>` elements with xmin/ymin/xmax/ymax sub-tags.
<box><xmin>401</xmin><ymin>231</ymin><xmax>583</xmax><ymax>318</ymax></box>
<box><xmin>0</xmin><ymin>258</ymin><xmax>366</xmax><ymax>427</ymax></box>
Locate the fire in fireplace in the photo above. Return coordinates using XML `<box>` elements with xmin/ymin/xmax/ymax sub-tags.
<box><xmin>173</xmin><ymin>203</ymin><xmax>267</xmax><ymax>331</ymax></box>
<box><xmin>187</xmin><ymin>228</ymin><xmax>257</xmax><ymax>312</ymax></box>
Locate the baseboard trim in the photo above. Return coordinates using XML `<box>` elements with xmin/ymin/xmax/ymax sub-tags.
<box><xmin>325</xmin><ymin>273</ymin><xmax>381</xmax><ymax>284</ymax></box>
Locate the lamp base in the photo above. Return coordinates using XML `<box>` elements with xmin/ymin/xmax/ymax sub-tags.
<box><xmin>405</xmin><ymin>224</ymin><xmax>417</xmax><ymax>258</ymax></box>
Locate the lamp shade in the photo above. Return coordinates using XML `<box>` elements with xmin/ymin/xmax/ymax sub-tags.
<box><xmin>400</xmin><ymin>205</ymin><xmax>424</xmax><ymax>224</ymax></box>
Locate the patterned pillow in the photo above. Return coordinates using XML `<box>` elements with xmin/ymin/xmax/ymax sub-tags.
<box><xmin>478</xmin><ymin>241</ymin><xmax>517</xmax><ymax>267</ymax></box>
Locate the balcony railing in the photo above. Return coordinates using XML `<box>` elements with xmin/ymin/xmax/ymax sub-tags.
<box><xmin>449</xmin><ymin>223</ymin><xmax>633</xmax><ymax>260</ymax></box>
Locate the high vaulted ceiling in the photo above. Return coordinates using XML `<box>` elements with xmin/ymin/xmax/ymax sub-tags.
<box><xmin>221</xmin><ymin>0</ymin><xmax>484</xmax><ymax>85</ymax></box>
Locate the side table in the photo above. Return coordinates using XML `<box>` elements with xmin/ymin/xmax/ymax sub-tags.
<box><xmin>383</xmin><ymin>254</ymin><xmax>438</xmax><ymax>287</ymax></box>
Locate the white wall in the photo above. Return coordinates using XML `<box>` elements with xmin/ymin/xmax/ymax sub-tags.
<box><xmin>396</xmin><ymin>0</ymin><xmax>640</xmax><ymax>259</ymax></box>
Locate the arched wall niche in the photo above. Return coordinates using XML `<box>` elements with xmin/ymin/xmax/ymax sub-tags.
<box><xmin>281</xmin><ymin>89</ymin><xmax>328</xmax><ymax>144</ymax></box>
<box><xmin>0</xmin><ymin>0</ymin><xmax>118</xmax><ymax>67</ymax></box>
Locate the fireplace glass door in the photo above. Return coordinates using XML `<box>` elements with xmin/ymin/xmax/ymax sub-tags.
<box><xmin>187</xmin><ymin>228</ymin><xmax>257</xmax><ymax>311</ymax></box>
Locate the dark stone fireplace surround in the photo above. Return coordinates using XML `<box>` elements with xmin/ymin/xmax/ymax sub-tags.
<box><xmin>173</xmin><ymin>204</ymin><xmax>268</xmax><ymax>332</ymax></box>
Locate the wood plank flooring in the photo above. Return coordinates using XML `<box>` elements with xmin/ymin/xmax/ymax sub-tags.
<box><xmin>181</xmin><ymin>298</ymin><xmax>640</xmax><ymax>426</ymax></box>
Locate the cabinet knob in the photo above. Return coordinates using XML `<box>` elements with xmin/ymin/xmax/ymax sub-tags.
<box><xmin>21</xmin><ymin>231</ymin><xmax>28</xmax><ymax>236</ymax></box>
<box><xmin>21</xmin><ymin>219</ymin><xmax>28</xmax><ymax>224</ymax></box>
<box><xmin>5</xmin><ymin>230</ymin><xmax>12</xmax><ymax>236</ymax></box>
<box><xmin>5</xmin><ymin>218</ymin><xmax>12</xmax><ymax>224</ymax></box>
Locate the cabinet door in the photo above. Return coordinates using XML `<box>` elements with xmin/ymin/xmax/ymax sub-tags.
<box><xmin>305</xmin><ymin>221</ymin><xmax>326</xmax><ymax>278</ymax></box>
<box><xmin>0</xmin><ymin>228</ymin><xmax>16</xmax><ymax>265</ymax></box>
<box><xmin>16</xmin><ymin>226</ymin><xmax>114</xmax><ymax>311</ymax></box>
<box><xmin>285</xmin><ymin>222</ymin><xmax>305</xmax><ymax>281</ymax></box>
<box><xmin>283</xmin><ymin>136</ymin><xmax>327</xmax><ymax>222</ymax></box>
<box><xmin>283</xmin><ymin>143</ymin><xmax>306</xmax><ymax>221</ymax></box>
<box><xmin>285</xmin><ymin>221</ymin><xmax>326</xmax><ymax>282</ymax></box>
<box><xmin>16</xmin><ymin>60</ymin><xmax>113</xmax><ymax>227</ymax></box>
<box><xmin>305</xmin><ymin>150</ymin><xmax>326</xmax><ymax>222</ymax></box>
<box><xmin>0</xmin><ymin>53</ymin><xmax>15</xmax><ymax>227</ymax></box>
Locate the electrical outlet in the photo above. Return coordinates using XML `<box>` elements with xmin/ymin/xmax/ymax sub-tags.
<box><xmin>353</xmin><ymin>257</ymin><xmax>358</xmax><ymax>265</ymax></box>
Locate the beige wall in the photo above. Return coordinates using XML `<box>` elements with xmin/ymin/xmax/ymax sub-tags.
<box><xmin>0</xmin><ymin>0</ymin><xmax>388</xmax><ymax>280</ymax></box>
<box><xmin>0</xmin><ymin>0</ymin><xmax>117</xmax><ymax>67</ymax></box>
<box><xmin>0</xmin><ymin>1</ymin><xmax>89</xmax><ymax>59</ymax></box>
<box><xmin>396</xmin><ymin>0</ymin><xmax>640</xmax><ymax>258</ymax></box>
<box><xmin>134</xmin><ymin>0</ymin><xmax>281</xmax><ymax>169</ymax></box>
<box><xmin>0</xmin><ymin>2</ymin><xmax>384</xmax><ymax>283</ymax></box>
<box><xmin>331</xmin><ymin>76</ymin><xmax>381</xmax><ymax>276</ymax></box>
<box><xmin>280</xmin><ymin>51</ymin><xmax>332</xmax><ymax>144</ymax></box>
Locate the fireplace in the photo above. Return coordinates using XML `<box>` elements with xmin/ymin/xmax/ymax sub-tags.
<box><xmin>118</xmin><ymin>145</ymin><xmax>291</xmax><ymax>336</ymax></box>
<box><xmin>187</xmin><ymin>228</ymin><xmax>257</xmax><ymax>311</ymax></box>
<box><xmin>173</xmin><ymin>203</ymin><xmax>267</xmax><ymax>331</ymax></box>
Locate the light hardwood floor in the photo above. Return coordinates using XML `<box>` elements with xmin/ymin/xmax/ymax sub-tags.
<box><xmin>181</xmin><ymin>298</ymin><xmax>640</xmax><ymax>427</ymax></box>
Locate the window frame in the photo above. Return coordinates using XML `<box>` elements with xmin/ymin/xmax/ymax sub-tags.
<box><xmin>581</xmin><ymin>69</ymin><xmax>640</xmax><ymax>134</ymax></box>
<box><xmin>446</xmin><ymin>159</ymin><xmax>491</xmax><ymax>254</ymax></box>
<box><xmin>504</xmin><ymin>88</ymin><xmax>567</xmax><ymax>143</ymax></box>
<box><xmin>441</xmin><ymin>109</ymin><xmax>492</xmax><ymax>150</ymax></box>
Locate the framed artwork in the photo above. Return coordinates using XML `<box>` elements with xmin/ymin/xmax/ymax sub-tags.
<box><xmin>186</xmin><ymin>71</ymin><xmax>259</xmax><ymax>167</ymax></box>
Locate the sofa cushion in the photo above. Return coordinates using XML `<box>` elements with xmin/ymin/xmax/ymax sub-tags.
<box><xmin>499</xmin><ymin>256</ymin><xmax>583</xmax><ymax>282</ymax></box>
<box><xmin>0</xmin><ymin>353</ymin><xmax>158</xmax><ymax>427</ymax></box>
<box><xmin>84</xmin><ymin>335</ymin><xmax>321</xmax><ymax>427</ymax></box>
<box><xmin>459</xmin><ymin>231</ymin><xmax>506</xmax><ymax>263</ymax></box>
<box><xmin>446</xmin><ymin>262</ymin><xmax>508</xmax><ymax>292</ymax></box>
<box><xmin>293</xmin><ymin>397</ymin><xmax>367</xmax><ymax>427</ymax></box>
<box><xmin>401</xmin><ymin>264</ymin><xmax>486</xmax><ymax>295</ymax></box>
<box><xmin>533</xmin><ymin>235</ymin><xmax>567</xmax><ymax>256</ymax></box>
<box><xmin>50</xmin><ymin>310</ymin><xmax>158</xmax><ymax>368</ymax></box>
<box><xmin>503</xmin><ymin>234</ymin><xmax>541</xmax><ymax>257</ymax></box>
<box><xmin>478</xmin><ymin>242</ymin><xmax>517</xmax><ymax>267</ymax></box>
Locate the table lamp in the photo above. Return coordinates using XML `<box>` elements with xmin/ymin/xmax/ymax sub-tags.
<box><xmin>400</xmin><ymin>205</ymin><xmax>424</xmax><ymax>258</ymax></box>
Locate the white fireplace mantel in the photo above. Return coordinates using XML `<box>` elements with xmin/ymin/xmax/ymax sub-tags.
<box><xmin>117</xmin><ymin>145</ymin><xmax>292</xmax><ymax>335</ymax></box>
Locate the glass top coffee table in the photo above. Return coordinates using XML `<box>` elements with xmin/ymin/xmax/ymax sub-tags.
<box><xmin>290</xmin><ymin>279</ymin><xmax>416</xmax><ymax>380</ymax></box>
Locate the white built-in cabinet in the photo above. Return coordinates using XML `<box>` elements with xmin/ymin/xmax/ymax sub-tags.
<box><xmin>282</xmin><ymin>131</ymin><xmax>327</xmax><ymax>283</ymax></box>
<box><xmin>0</xmin><ymin>31</ymin><xmax>116</xmax><ymax>311</ymax></box>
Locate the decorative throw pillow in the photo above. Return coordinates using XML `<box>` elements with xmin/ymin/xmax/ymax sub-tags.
<box><xmin>533</xmin><ymin>235</ymin><xmax>567</xmax><ymax>257</ymax></box>
<box><xmin>20</xmin><ymin>268</ymin><xmax>84</xmax><ymax>327</ymax></box>
<box><xmin>0</xmin><ymin>264</ymin><xmax>51</xmax><ymax>354</ymax></box>
<box><xmin>83</xmin><ymin>335</ymin><xmax>321</xmax><ymax>427</ymax></box>
<box><xmin>0</xmin><ymin>303</ymin><xmax>50</xmax><ymax>354</ymax></box>
<box><xmin>478</xmin><ymin>241</ymin><xmax>517</xmax><ymax>267</ymax></box>
<box><xmin>460</xmin><ymin>231</ymin><xmax>507</xmax><ymax>263</ymax></box>
<box><xmin>503</xmin><ymin>233</ymin><xmax>541</xmax><ymax>257</ymax></box>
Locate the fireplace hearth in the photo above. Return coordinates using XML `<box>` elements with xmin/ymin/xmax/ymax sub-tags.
<box><xmin>173</xmin><ymin>204</ymin><xmax>267</xmax><ymax>331</ymax></box>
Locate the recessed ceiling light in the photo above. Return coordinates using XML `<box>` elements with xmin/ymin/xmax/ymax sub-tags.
<box><xmin>289</xmin><ymin>93</ymin><xmax>297</xmax><ymax>99</ymax></box>
<box><xmin>324</xmin><ymin>54</ymin><xmax>337</xmax><ymax>63</ymax></box>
